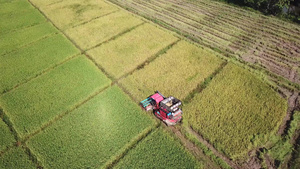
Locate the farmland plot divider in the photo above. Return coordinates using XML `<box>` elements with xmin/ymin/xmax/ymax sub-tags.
<box><xmin>1</xmin><ymin>53</ymin><xmax>81</xmax><ymax>95</ymax></box>
<box><xmin>69</xmin><ymin>9</ymin><xmax>120</xmax><ymax>29</ymax></box>
<box><xmin>103</xmin><ymin>124</ymin><xmax>160</xmax><ymax>168</ymax></box>
<box><xmin>115</xmin><ymin>39</ymin><xmax>181</xmax><ymax>82</ymax></box>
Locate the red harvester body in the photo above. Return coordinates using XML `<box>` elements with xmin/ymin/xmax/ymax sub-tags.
<box><xmin>140</xmin><ymin>91</ymin><xmax>182</xmax><ymax>125</ymax></box>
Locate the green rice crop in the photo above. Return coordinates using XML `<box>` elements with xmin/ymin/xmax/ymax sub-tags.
<box><xmin>0</xmin><ymin>0</ymin><xmax>34</xmax><ymax>14</ymax></box>
<box><xmin>115</xmin><ymin>128</ymin><xmax>201</xmax><ymax>169</ymax></box>
<box><xmin>27</xmin><ymin>86</ymin><xmax>154</xmax><ymax>168</ymax></box>
<box><xmin>87</xmin><ymin>23</ymin><xmax>178</xmax><ymax>79</ymax></box>
<box><xmin>0</xmin><ymin>22</ymin><xmax>58</xmax><ymax>56</ymax></box>
<box><xmin>0</xmin><ymin>9</ymin><xmax>46</xmax><ymax>34</ymax></box>
<box><xmin>119</xmin><ymin>40</ymin><xmax>223</xmax><ymax>101</ymax></box>
<box><xmin>36</xmin><ymin>0</ymin><xmax>118</xmax><ymax>29</ymax></box>
<box><xmin>65</xmin><ymin>11</ymin><xmax>143</xmax><ymax>50</ymax></box>
<box><xmin>184</xmin><ymin>63</ymin><xmax>287</xmax><ymax>159</ymax></box>
<box><xmin>0</xmin><ymin>119</ymin><xmax>15</xmax><ymax>151</ymax></box>
<box><xmin>0</xmin><ymin>34</ymin><xmax>80</xmax><ymax>93</ymax></box>
<box><xmin>0</xmin><ymin>56</ymin><xmax>111</xmax><ymax>138</ymax></box>
<box><xmin>0</xmin><ymin>147</ymin><xmax>35</xmax><ymax>169</ymax></box>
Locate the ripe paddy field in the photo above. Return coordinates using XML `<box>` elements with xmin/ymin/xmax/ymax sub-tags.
<box><xmin>0</xmin><ymin>0</ymin><xmax>299</xmax><ymax>168</ymax></box>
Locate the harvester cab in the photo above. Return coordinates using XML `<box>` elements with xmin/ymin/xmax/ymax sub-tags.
<box><xmin>140</xmin><ymin>91</ymin><xmax>182</xmax><ymax>126</ymax></box>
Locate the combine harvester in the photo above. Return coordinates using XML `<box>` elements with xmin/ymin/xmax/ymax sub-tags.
<box><xmin>140</xmin><ymin>91</ymin><xmax>182</xmax><ymax>125</ymax></box>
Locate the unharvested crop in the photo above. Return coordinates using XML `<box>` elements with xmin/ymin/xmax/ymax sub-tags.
<box><xmin>120</xmin><ymin>40</ymin><xmax>223</xmax><ymax>101</ymax></box>
<box><xmin>0</xmin><ymin>147</ymin><xmax>35</xmax><ymax>169</ymax></box>
<box><xmin>0</xmin><ymin>120</ymin><xmax>15</xmax><ymax>151</ymax></box>
<box><xmin>0</xmin><ymin>9</ymin><xmax>46</xmax><ymax>34</ymax></box>
<box><xmin>0</xmin><ymin>56</ymin><xmax>111</xmax><ymax>138</ymax></box>
<box><xmin>185</xmin><ymin>63</ymin><xmax>287</xmax><ymax>159</ymax></box>
<box><xmin>27</xmin><ymin>86</ymin><xmax>154</xmax><ymax>168</ymax></box>
<box><xmin>0</xmin><ymin>0</ymin><xmax>34</xmax><ymax>14</ymax></box>
<box><xmin>0</xmin><ymin>22</ymin><xmax>58</xmax><ymax>56</ymax></box>
<box><xmin>87</xmin><ymin>23</ymin><xmax>178</xmax><ymax>79</ymax></box>
<box><xmin>32</xmin><ymin>0</ymin><xmax>118</xmax><ymax>29</ymax></box>
<box><xmin>65</xmin><ymin>11</ymin><xmax>143</xmax><ymax>50</ymax></box>
<box><xmin>0</xmin><ymin>34</ymin><xmax>80</xmax><ymax>93</ymax></box>
<box><xmin>115</xmin><ymin>128</ymin><xmax>201</xmax><ymax>168</ymax></box>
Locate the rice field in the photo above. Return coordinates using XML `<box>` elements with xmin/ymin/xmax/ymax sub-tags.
<box><xmin>0</xmin><ymin>34</ymin><xmax>80</xmax><ymax>93</ymax></box>
<box><xmin>87</xmin><ymin>23</ymin><xmax>178</xmax><ymax>79</ymax></box>
<box><xmin>115</xmin><ymin>128</ymin><xmax>201</xmax><ymax>169</ymax></box>
<box><xmin>120</xmin><ymin>40</ymin><xmax>223</xmax><ymax>101</ymax></box>
<box><xmin>27</xmin><ymin>86</ymin><xmax>154</xmax><ymax>168</ymax></box>
<box><xmin>65</xmin><ymin>11</ymin><xmax>143</xmax><ymax>50</ymax></box>
<box><xmin>0</xmin><ymin>0</ymin><xmax>297</xmax><ymax>168</ymax></box>
<box><xmin>0</xmin><ymin>56</ymin><xmax>111</xmax><ymax>138</ymax></box>
<box><xmin>184</xmin><ymin>63</ymin><xmax>287</xmax><ymax>159</ymax></box>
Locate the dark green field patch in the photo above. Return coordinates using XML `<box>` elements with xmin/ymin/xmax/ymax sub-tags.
<box><xmin>185</xmin><ymin>63</ymin><xmax>287</xmax><ymax>159</ymax></box>
<box><xmin>0</xmin><ymin>147</ymin><xmax>35</xmax><ymax>169</ymax></box>
<box><xmin>0</xmin><ymin>119</ymin><xmax>15</xmax><ymax>152</ymax></box>
<box><xmin>0</xmin><ymin>0</ymin><xmax>34</xmax><ymax>14</ymax></box>
<box><xmin>0</xmin><ymin>22</ymin><xmax>58</xmax><ymax>56</ymax></box>
<box><xmin>27</xmin><ymin>86</ymin><xmax>154</xmax><ymax>168</ymax></box>
<box><xmin>0</xmin><ymin>34</ymin><xmax>80</xmax><ymax>93</ymax></box>
<box><xmin>0</xmin><ymin>56</ymin><xmax>111</xmax><ymax>138</ymax></box>
<box><xmin>115</xmin><ymin>128</ymin><xmax>201</xmax><ymax>168</ymax></box>
<box><xmin>0</xmin><ymin>9</ymin><xmax>46</xmax><ymax>34</ymax></box>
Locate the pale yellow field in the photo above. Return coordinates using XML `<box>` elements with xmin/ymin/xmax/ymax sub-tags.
<box><xmin>65</xmin><ymin>11</ymin><xmax>143</xmax><ymax>50</ymax></box>
<box><xmin>87</xmin><ymin>23</ymin><xmax>178</xmax><ymax>79</ymax></box>
<box><xmin>119</xmin><ymin>40</ymin><xmax>224</xmax><ymax>101</ymax></box>
<box><xmin>33</xmin><ymin>0</ymin><xmax>118</xmax><ymax>29</ymax></box>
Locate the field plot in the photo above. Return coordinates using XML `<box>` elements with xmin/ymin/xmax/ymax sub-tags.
<box><xmin>0</xmin><ymin>22</ymin><xmax>58</xmax><ymax>56</ymax></box>
<box><xmin>120</xmin><ymin>40</ymin><xmax>223</xmax><ymax>101</ymax></box>
<box><xmin>115</xmin><ymin>128</ymin><xmax>201</xmax><ymax>168</ymax></box>
<box><xmin>0</xmin><ymin>120</ymin><xmax>15</xmax><ymax>152</ymax></box>
<box><xmin>87</xmin><ymin>23</ymin><xmax>178</xmax><ymax>79</ymax></box>
<box><xmin>0</xmin><ymin>147</ymin><xmax>35</xmax><ymax>169</ymax></box>
<box><xmin>65</xmin><ymin>11</ymin><xmax>143</xmax><ymax>50</ymax></box>
<box><xmin>0</xmin><ymin>56</ymin><xmax>111</xmax><ymax>138</ymax></box>
<box><xmin>184</xmin><ymin>63</ymin><xmax>287</xmax><ymax>159</ymax></box>
<box><xmin>31</xmin><ymin>0</ymin><xmax>118</xmax><ymax>29</ymax></box>
<box><xmin>0</xmin><ymin>0</ymin><xmax>34</xmax><ymax>14</ymax></box>
<box><xmin>109</xmin><ymin>0</ymin><xmax>300</xmax><ymax>84</ymax></box>
<box><xmin>27</xmin><ymin>86</ymin><xmax>154</xmax><ymax>168</ymax></box>
<box><xmin>0</xmin><ymin>9</ymin><xmax>46</xmax><ymax>34</ymax></box>
<box><xmin>0</xmin><ymin>34</ymin><xmax>80</xmax><ymax>94</ymax></box>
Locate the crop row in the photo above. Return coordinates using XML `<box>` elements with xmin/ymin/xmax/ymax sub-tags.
<box><xmin>184</xmin><ymin>63</ymin><xmax>287</xmax><ymax>159</ymax></box>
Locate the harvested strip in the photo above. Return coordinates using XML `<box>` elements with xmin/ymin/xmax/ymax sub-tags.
<box><xmin>184</xmin><ymin>63</ymin><xmax>287</xmax><ymax>159</ymax></box>
<box><xmin>119</xmin><ymin>40</ymin><xmax>223</xmax><ymax>101</ymax></box>
<box><xmin>36</xmin><ymin>0</ymin><xmax>118</xmax><ymax>29</ymax></box>
<box><xmin>65</xmin><ymin>11</ymin><xmax>143</xmax><ymax>50</ymax></box>
<box><xmin>115</xmin><ymin>128</ymin><xmax>201</xmax><ymax>168</ymax></box>
<box><xmin>27</xmin><ymin>86</ymin><xmax>154</xmax><ymax>168</ymax></box>
<box><xmin>0</xmin><ymin>56</ymin><xmax>111</xmax><ymax>138</ymax></box>
<box><xmin>0</xmin><ymin>119</ymin><xmax>15</xmax><ymax>152</ymax></box>
<box><xmin>0</xmin><ymin>0</ymin><xmax>34</xmax><ymax>14</ymax></box>
<box><xmin>0</xmin><ymin>22</ymin><xmax>58</xmax><ymax>56</ymax></box>
<box><xmin>87</xmin><ymin>23</ymin><xmax>178</xmax><ymax>79</ymax></box>
<box><xmin>0</xmin><ymin>33</ymin><xmax>80</xmax><ymax>93</ymax></box>
<box><xmin>0</xmin><ymin>147</ymin><xmax>35</xmax><ymax>169</ymax></box>
<box><xmin>0</xmin><ymin>9</ymin><xmax>46</xmax><ymax>34</ymax></box>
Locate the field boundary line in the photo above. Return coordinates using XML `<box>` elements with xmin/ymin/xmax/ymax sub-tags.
<box><xmin>46</xmin><ymin>0</ymin><xmax>63</xmax><ymax>7</ymax></box>
<box><xmin>183</xmin><ymin>61</ymin><xmax>228</xmax><ymax>103</ymax></box>
<box><xmin>103</xmin><ymin>124</ymin><xmax>160</xmax><ymax>168</ymax></box>
<box><xmin>85</xmin><ymin>22</ymin><xmax>145</xmax><ymax>52</ymax></box>
<box><xmin>115</xmin><ymin>39</ymin><xmax>181</xmax><ymax>82</ymax></box>
<box><xmin>1</xmin><ymin>53</ymin><xmax>81</xmax><ymax>95</ymax></box>
<box><xmin>3</xmin><ymin>20</ymin><xmax>48</xmax><ymax>36</ymax></box>
<box><xmin>69</xmin><ymin>9</ymin><xmax>120</xmax><ymax>29</ymax></box>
